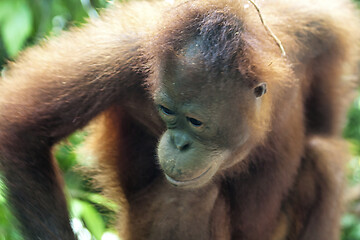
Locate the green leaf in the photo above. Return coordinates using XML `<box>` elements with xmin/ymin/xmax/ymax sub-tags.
<box><xmin>54</xmin><ymin>131</ymin><xmax>87</xmax><ymax>170</ymax></box>
<box><xmin>0</xmin><ymin>1</ymin><xmax>13</xmax><ymax>24</ymax></box>
<box><xmin>70</xmin><ymin>199</ymin><xmax>82</xmax><ymax>218</ymax></box>
<box><xmin>342</xmin><ymin>214</ymin><xmax>359</xmax><ymax>229</ymax></box>
<box><xmin>81</xmin><ymin>202</ymin><xmax>106</xmax><ymax>240</ymax></box>
<box><xmin>67</xmin><ymin>188</ymin><xmax>119</xmax><ymax>212</ymax></box>
<box><xmin>68</xmin><ymin>131</ymin><xmax>87</xmax><ymax>145</ymax></box>
<box><xmin>348</xmin><ymin>223</ymin><xmax>360</xmax><ymax>239</ymax></box>
<box><xmin>1</xmin><ymin>2</ymin><xmax>33</xmax><ymax>57</ymax></box>
<box><xmin>70</xmin><ymin>199</ymin><xmax>106</xmax><ymax>240</ymax></box>
<box><xmin>86</xmin><ymin>193</ymin><xmax>119</xmax><ymax>212</ymax></box>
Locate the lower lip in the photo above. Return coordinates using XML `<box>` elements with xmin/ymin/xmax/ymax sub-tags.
<box><xmin>164</xmin><ymin>166</ymin><xmax>212</xmax><ymax>187</ymax></box>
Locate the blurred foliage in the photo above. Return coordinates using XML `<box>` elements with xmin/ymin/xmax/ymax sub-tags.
<box><xmin>0</xmin><ymin>0</ymin><xmax>122</xmax><ymax>239</ymax></box>
<box><xmin>342</xmin><ymin>0</ymin><xmax>360</xmax><ymax>239</ymax></box>
<box><xmin>342</xmin><ymin>97</ymin><xmax>360</xmax><ymax>239</ymax></box>
<box><xmin>0</xmin><ymin>0</ymin><xmax>114</xmax><ymax>65</ymax></box>
<box><xmin>0</xmin><ymin>0</ymin><xmax>360</xmax><ymax>240</ymax></box>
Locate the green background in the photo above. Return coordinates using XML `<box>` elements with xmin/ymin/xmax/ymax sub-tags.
<box><xmin>0</xmin><ymin>0</ymin><xmax>360</xmax><ymax>239</ymax></box>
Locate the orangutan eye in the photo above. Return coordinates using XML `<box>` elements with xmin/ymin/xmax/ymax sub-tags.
<box><xmin>160</xmin><ymin>105</ymin><xmax>175</xmax><ymax>115</ymax></box>
<box><xmin>187</xmin><ymin>117</ymin><xmax>203</xmax><ymax>127</ymax></box>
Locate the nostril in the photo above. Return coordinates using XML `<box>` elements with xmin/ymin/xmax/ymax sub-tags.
<box><xmin>177</xmin><ymin>142</ymin><xmax>190</xmax><ymax>151</ymax></box>
<box><xmin>171</xmin><ymin>131</ymin><xmax>191</xmax><ymax>151</ymax></box>
<box><xmin>174</xmin><ymin>139</ymin><xmax>191</xmax><ymax>151</ymax></box>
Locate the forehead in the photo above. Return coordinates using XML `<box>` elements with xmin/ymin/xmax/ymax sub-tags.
<box><xmin>157</xmin><ymin>40</ymin><xmax>246</xmax><ymax>104</ymax></box>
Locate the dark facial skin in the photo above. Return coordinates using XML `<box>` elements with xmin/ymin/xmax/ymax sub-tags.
<box><xmin>154</xmin><ymin>42</ymin><xmax>267</xmax><ymax>188</ymax></box>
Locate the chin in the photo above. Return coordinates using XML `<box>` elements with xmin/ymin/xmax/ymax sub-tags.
<box><xmin>163</xmin><ymin>162</ymin><xmax>221</xmax><ymax>189</ymax></box>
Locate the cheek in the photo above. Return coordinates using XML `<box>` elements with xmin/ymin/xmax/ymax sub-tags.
<box><xmin>217</xmin><ymin>119</ymin><xmax>250</xmax><ymax>150</ymax></box>
<box><xmin>157</xmin><ymin>132</ymin><xmax>229</xmax><ymax>186</ymax></box>
<box><xmin>220</xmin><ymin>139</ymin><xmax>254</xmax><ymax>170</ymax></box>
<box><xmin>214</xmin><ymin>121</ymin><xmax>253</xmax><ymax>170</ymax></box>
